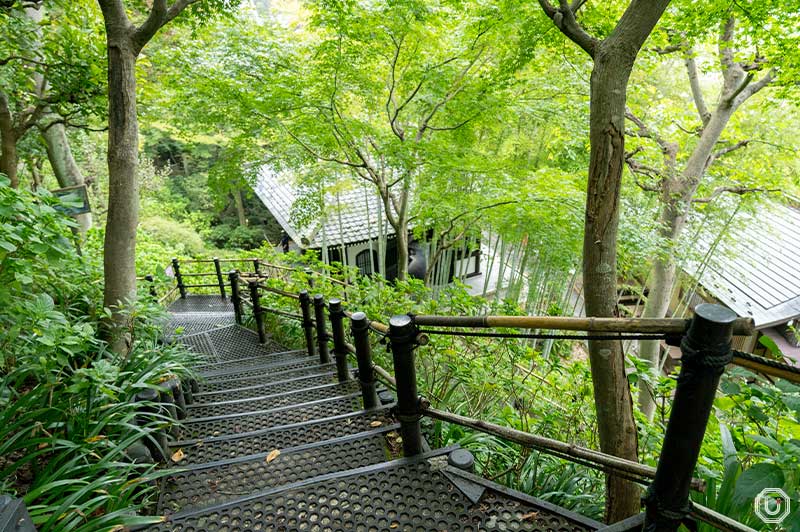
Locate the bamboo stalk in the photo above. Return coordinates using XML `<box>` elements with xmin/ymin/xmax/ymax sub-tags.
<box><xmin>373</xmin><ymin>363</ymin><xmax>396</xmax><ymax>387</ymax></box>
<box><xmin>412</xmin><ymin>314</ymin><xmax>755</xmax><ymax>336</ymax></box>
<box><xmin>420</xmin><ymin>404</ymin><xmax>706</xmax><ymax>492</ymax></box>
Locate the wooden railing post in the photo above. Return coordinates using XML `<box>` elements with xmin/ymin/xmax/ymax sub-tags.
<box><xmin>644</xmin><ymin>304</ymin><xmax>736</xmax><ymax>532</ymax></box>
<box><xmin>350</xmin><ymin>311</ymin><xmax>379</xmax><ymax>409</ymax></box>
<box><xmin>229</xmin><ymin>270</ymin><xmax>242</xmax><ymax>325</ymax></box>
<box><xmin>172</xmin><ymin>257</ymin><xmax>186</xmax><ymax>299</ymax></box>
<box><xmin>299</xmin><ymin>291</ymin><xmax>317</xmax><ymax>359</ymax></box>
<box><xmin>389</xmin><ymin>314</ymin><xmax>423</xmax><ymax>456</ymax></box>
<box><xmin>249</xmin><ymin>280</ymin><xmax>267</xmax><ymax>344</ymax></box>
<box><xmin>144</xmin><ymin>274</ymin><xmax>157</xmax><ymax>300</ymax></box>
<box><xmin>213</xmin><ymin>257</ymin><xmax>226</xmax><ymax>298</ymax></box>
<box><xmin>328</xmin><ymin>299</ymin><xmax>351</xmax><ymax>382</ymax></box>
<box><xmin>313</xmin><ymin>294</ymin><xmax>331</xmax><ymax>364</ymax></box>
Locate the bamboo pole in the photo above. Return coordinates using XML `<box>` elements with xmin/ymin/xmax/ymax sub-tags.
<box><xmin>420</xmin><ymin>404</ymin><xmax>706</xmax><ymax>492</ymax></box>
<box><xmin>412</xmin><ymin>314</ymin><xmax>755</xmax><ymax>336</ymax></box>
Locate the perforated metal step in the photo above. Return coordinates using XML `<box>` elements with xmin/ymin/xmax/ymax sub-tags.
<box><xmin>196</xmin><ymin>363</ymin><xmax>337</xmax><ymax>394</ymax></box>
<box><xmin>169</xmin><ymin>295</ymin><xmax>234</xmax><ymax>313</ymax></box>
<box><xmin>187</xmin><ymin>381</ymin><xmax>361</xmax><ymax>418</ymax></box>
<box><xmin>199</xmin><ymin>357</ymin><xmax>320</xmax><ymax>381</ymax></box>
<box><xmin>150</xmin><ymin>452</ymin><xmax>601</xmax><ymax>532</ymax></box>
<box><xmin>179</xmin><ymin>394</ymin><xmax>365</xmax><ymax>440</ymax></box>
<box><xmin>158</xmin><ymin>428</ymin><xmax>395</xmax><ymax>515</ymax></box>
<box><xmin>165</xmin><ymin>314</ymin><xmax>236</xmax><ymax>337</ymax></box>
<box><xmin>193</xmin><ymin>372</ymin><xmax>339</xmax><ymax>403</ymax></box>
<box><xmin>170</xmin><ymin>406</ymin><xmax>395</xmax><ymax>465</ymax></box>
<box><xmin>196</xmin><ymin>349</ymin><xmax>308</xmax><ymax>375</ymax></box>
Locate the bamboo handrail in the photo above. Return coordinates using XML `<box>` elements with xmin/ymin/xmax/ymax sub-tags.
<box><xmin>343</xmin><ymin>309</ymin><xmax>389</xmax><ymax>335</ymax></box>
<box><xmin>157</xmin><ymin>285</ymin><xmax>178</xmax><ymax>305</ymax></box>
<box><xmin>412</xmin><ymin>314</ymin><xmax>755</xmax><ymax>336</ymax></box>
<box><xmin>420</xmin><ymin>403</ymin><xmax>705</xmax><ymax>492</ymax></box>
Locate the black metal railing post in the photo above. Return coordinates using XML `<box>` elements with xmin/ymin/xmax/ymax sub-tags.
<box><xmin>313</xmin><ymin>294</ymin><xmax>331</xmax><ymax>364</ymax></box>
<box><xmin>643</xmin><ymin>304</ymin><xmax>736</xmax><ymax>532</ymax></box>
<box><xmin>389</xmin><ymin>314</ymin><xmax>423</xmax><ymax>457</ymax></box>
<box><xmin>213</xmin><ymin>257</ymin><xmax>226</xmax><ymax>298</ymax></box>
<box><xmin>229</xmin><ymin>270</ymin><xmax>242</xmax><ymax>325</ymax></box>
<box><xmin>305</xmin><ymin>267</ymin><xmax>314</xmax><ymax>288</ymax></box>
<box><xmin>249</xmin><ymin>280</ymin><xmax>267</xmax><ymax>343</ymax></box>
<box><xmin>299</xmin><ymin>290</ymin><xmax>317</xmax><ymax>359</ymax></box>
<box><xmin>144</xmin><ymin>274</ymin><xmax>157</xmax><ymax>300</ymax></box>
<box><xmin>351</xmin><ymin>312</ymin><xmax>379</xmax><ymax>409</ymax></box>
<box><xmin>172</xmin><ymin>257</ymin><xmax>186</xmax><ymax>299</ymax></box>
<box><xmin>328</xmin><ymin>299</ymin><xmax>351</xmax><ymax>382</ymax></box>
<box><xmin>253</xmin><ymin>258</ymin><xmax>261</xmax><ymax>276</ymax></box>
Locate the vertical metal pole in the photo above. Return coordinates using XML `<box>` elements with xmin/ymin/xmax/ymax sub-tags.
<box><xmin>313</xmin><ymin>294</ymin><xmax>331</xmax><ymax>364</ymax></box>
<box><xmin>305</xmin><ymin>267</ymin><xmax>314</xmax><ymax>288</ymax></box>
<box><xmin>229</xmin><ymin>271</ymin><xmax>242</xmax><ymax>325</ymax></box>
<box><xmin>299</xmin><ymin>290</ymin><xmax>317</xmax><ymax>359</ymax></box>
<box><xmin>172</xmin><ymin>258</ymin><xmax>186</xmax><ymax>299</ymax></box>
<box><xmin>249</xmin><ymin>280</ymin><xmax>267</xmax><ymax>344</ymax></box>
<box><xmin>213</xmin><ymin>257</ymin><xmax>226</xmax><ymax>298</ymax></box>
<box><xmin>144</xmin><ymin>274</ymin><xmax>157</xmax><ymax>300</ymax></box>
<box><xmin>351</xmin><ymin>312</ymin><xmax>379</xmax><ymax>409</ymax></box>
<box><xmin>644</xmin><ymin>304</ymin><xmax>736</xmax><ymax>532</ymax></box>
<box><xmin>253</xmin><ymin>258</ymin><xmax>261</xmax><ymax>276</ymax></box>
<box><xmin>328</xmin><ymin>299</ymin><xmax>351</xmax><ymax>382</ymax></box>
<box><xmin>389</xmin><ymin>314</ymin><xmax>423</xmax><ymax>457</ymax></box>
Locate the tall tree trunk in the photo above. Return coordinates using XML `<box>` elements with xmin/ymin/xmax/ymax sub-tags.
<box><xmin>637</xmin><ymin>60</ymin><xmax>749</xmax><ymax>418</ymax></box>
<box><xmin>233</xmin><ymin>188</ymin><xmax>247</xmax><ymax>226</ymax></box>
<box><xmin>539</xmin><ymin>0</ymin><xmax>671</xmax><ymax>521</ymax></box>
<box><xmin>395</xmin><ymin>218</ymin><xmax>409</xmax><ymax>281</ymax></box>
<box><xmin>584</xmin><ymin>46</ymin><xmax>642</xmax><ymax>522</ymax></box>
<box><xmin>102</xmin><ymin>40</ymin><xmax>140</xmax><ymax>345</ymax></box>
<box><xmin>42</xmin><ymin>121</ymin><xmax>93</xmax><ymax>234</ymax></box>
<box><xmin>0</xmin><ymin>93</ymin><xmax>19</xmax><ymax>188</ymax></box>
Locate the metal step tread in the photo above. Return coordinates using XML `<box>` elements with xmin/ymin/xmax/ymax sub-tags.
<box><xmin>198</xmin><ymin>356</ymin><xmax>319</xmax><ymax>380</ymax></box>
<box><xmin>196</xmin><ymin>363</ymin><xmax>337</xmax><ymax>393</ymax></box>
<box><xmin>186</xmin><ymin>380</ymin><xmax>361</xmax><ymax>418</ymax></box>
<box><xmin>158</xmin><ymin>426</ymin><xmax>398</xmax><ymax>515</ymax></box>
<box><xmin>192</xmin><ymin>371</ymin><xmax>339</xmax><ymax>403</ymax></box>
<box><xmin>149</xmin><ymin>448</ymin><xmax>601</xmax><ymax>532</ymax></box>
<box><xmin>168</xmin><ymin>406</ymin><xmax>395</xmax><ymax>465</ymax></box>
<box><xmin>178</xmin><ymin>393</ymin><xmax>365</xmax><ymax>440</ymax></box>
<box><xmin>195</xmin><ymin>348</ymin><xmax>308</xmax><ymax>374</ymax></box>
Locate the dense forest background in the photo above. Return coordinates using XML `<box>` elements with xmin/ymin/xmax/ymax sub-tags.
<box><xmin>2</xmin><ymin>0</ymin><xmax>800</xmax><ymax>529</ymax></box>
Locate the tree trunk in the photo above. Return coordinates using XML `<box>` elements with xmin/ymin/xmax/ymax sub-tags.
<box><xmin>102</xmin><ymin>40</ymin><xmax>140</xmax><ymax>346</ymax></box>
<box><xmin>583</xmin><ymin>44</ymin><xmax>642</xmax><ymax>524</ymax></box>
<box><xmin>42</xmin><ymin>121</ymin><xmax>92</xmax><ymax>234</ymax></box>
<box><xmin>0</xmin><ymin>93</ymin><xmax>18</xmax><ymax>188</ymax></box>
<box><xmin>395</xmin><ymin>219</ymin><xmax>409</xmax><ymax>281</ymax></box>
<box><xmin>637</xmin><ymin>95</ymin><xmax>738</xmax><ymax>419</ymax></box>
<box><xmin>233</xmin><ymin>188</ymin><xmax>247</xmax><ymax>226</ymax></box>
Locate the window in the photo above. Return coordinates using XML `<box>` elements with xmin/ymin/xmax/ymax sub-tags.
<box><xmin>356</xmin><ymin>249</ymin><xmax>378</xmax><ymax>276</ymax></box>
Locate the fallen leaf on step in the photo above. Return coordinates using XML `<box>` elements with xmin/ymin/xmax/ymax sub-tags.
<box><xmin>521</xmin><ymin>511</ymin><xmax>539</xmax><ymax>521</ymax></box>
<box><xmin>369</xmin><ymin>421</ymin><xmax>382</xmax><ymax>427</ymax></box>
<box><xmin>266</xmin><ymin>449</ymin><xmax>281</xmax><ymax>463</ymax></box>
<box><xmin>171</xmin><ymin>448</ymin><xmax>185</xmax><ymax>463</ymax></box>
<box><xmin>390</xmin><ymin>523</ymin><xmax>398</xmax><ymax>529</ymax></box>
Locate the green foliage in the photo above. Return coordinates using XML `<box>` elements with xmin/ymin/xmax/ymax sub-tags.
<box><xmin>0</xmin><ymin>179</ymin><xmax>198</xmax><ymax>530</ymax></box>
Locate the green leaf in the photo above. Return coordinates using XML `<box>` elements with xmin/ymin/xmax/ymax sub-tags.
<box><xmin>0</xmin><ymin>239</ymin><xmax>17</xmax><ymax>252</ymax></box>
<box><xmin>732</xmin><ymin>463</ymin><xmax>785</xmax><ymax>506</ymax></box>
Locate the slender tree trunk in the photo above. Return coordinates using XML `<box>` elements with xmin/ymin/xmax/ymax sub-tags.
<box><xmin>637</xmin><ymin>92</ymin><xmax>739</xmax><ymax>418</ymax></box>
<box><xmin>395</xmin><ymin>218</ymin><xmax>409</xmax><ymax>281</ymax></box>
<box><xmin>0</xmin><ymin>93</ymin><xmax>19</xmax><ymax>188</ymax></box>
<box><xmin>102</xmin><ymin>39</ymin><xmax>140</xmax><ymax>343</ymax></box>
<box><xmin>583</xmin><ymin>44</ymin><xmax>642</xmax><ymax>524</ymax></box>
<box><xmin>42</xmin><ymin>121</ymin><xmax>93</xmax><ymax>234</ymax></box>
<box><xmin>233</xmin><ymin>188</ymin><xmax>247</xmax><ymax>226</ymax></box>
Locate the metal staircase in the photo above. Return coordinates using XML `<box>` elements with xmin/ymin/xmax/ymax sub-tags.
<box><xmin>148</xmin><ymin>294</ymin><xmax>603</xmax><ymax>531</ymax></box>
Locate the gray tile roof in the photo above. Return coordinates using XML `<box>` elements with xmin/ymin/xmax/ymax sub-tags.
<box><xmin>253</xmin><ymin>166</ymin><xmax>395</xmax><ymax>249</ymax></box>
<box><xmin>687</xmin><ymin>200</ymin><xmax>800</xmax><ymax>328</ymax></box>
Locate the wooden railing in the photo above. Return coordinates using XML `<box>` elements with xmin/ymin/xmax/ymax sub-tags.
<box><xmin>141</xmin><ymin>257</ymin><xmax>800</xmax><ymax>532</ymax></box>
